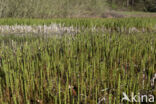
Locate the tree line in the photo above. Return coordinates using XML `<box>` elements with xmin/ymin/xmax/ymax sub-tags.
<box><xmin>108</xmin><ymin>0</ymin><xmax>156</xmax><ymax>12</ymax></box>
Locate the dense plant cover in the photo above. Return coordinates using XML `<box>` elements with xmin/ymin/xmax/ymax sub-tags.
<box><xmin>0</xmin><ymin>18</ymin><xmax>156</xmax><ymax>29</ymax></box>
<box><xmin>0</xmin><ymin>18</ymin><xmax>155</xmax><ymax>103</ymax></box>
<box><xmin>0</xmin><ymin>0</ymin><xmax>155</xmax><ymax>18</ymax></box>
<box><xmin>0</xmin><ymin>32</ymin><xmax>155</xmax><ymax>104</ymax></box>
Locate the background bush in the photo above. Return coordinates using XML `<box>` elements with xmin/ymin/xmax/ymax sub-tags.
<box><xmin>0</xmin><ymin>0</ymin><xmax>108</xmax><ymax>18</ymax></box>
<box><xmin>0</xmin><ymin>0</ymin><xmax>155</xmax><ymax>18</ymax></box>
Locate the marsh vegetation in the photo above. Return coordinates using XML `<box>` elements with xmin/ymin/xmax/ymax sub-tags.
<box><xmin>0</xmin><ymin>18</ymin><xmax>155</xmax><ymax>104</ymax></box>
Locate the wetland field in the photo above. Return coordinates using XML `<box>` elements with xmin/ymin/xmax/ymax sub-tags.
<box><xmin>0</xmin><ymin>18</ymin><xmax>155</xmax><ymax>104</ymax></box>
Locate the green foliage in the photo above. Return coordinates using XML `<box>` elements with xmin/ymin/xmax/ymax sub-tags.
<box><xmin>0</xmin><ymin>18</ymin><xmax>155</xmax><ymax>31</ymax></box>
<box><xmin>0</xmin><ymin>0</ymin><xmax>108</xmax><ymax>18</ymax></box>
<box><xmin>0</xmin><ymin>0</ymin><xmax>155</xmax><ymax>18</ymax></box>
<box><xmin>107</xmin><ymin>0</ymin><xmax>156</xmax><ymax>12</ymax></box>
<box><xmin>0</xmin><ymin>18</ymin><xmax>155</xmax><ymax>103</ymax></box>
<box><xmin>0</xmin><ymin>32</ymin><xmax>155</xmax><ymax>103</ymax></box>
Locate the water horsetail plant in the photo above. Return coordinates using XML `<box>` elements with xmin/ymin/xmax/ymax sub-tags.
<box><xmin>0</xmin><ymin>18</ymin><xmax>156</xmax><ymax>33</ymax></box>
<box><xmin>0</xmin><ymin>18</ymin><xmax>155</xmax><ymax>104</ymax></box>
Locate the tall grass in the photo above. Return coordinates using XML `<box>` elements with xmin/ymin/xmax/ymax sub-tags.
<box><xmin>0</xmin><ymin>18</ymin><xmax>156</xmax><ymax>32</ymax></box>
<box><xmin>0</xmin><ymin>31</ymin><xmax>155</xmax><ymax>103</ymax></box>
